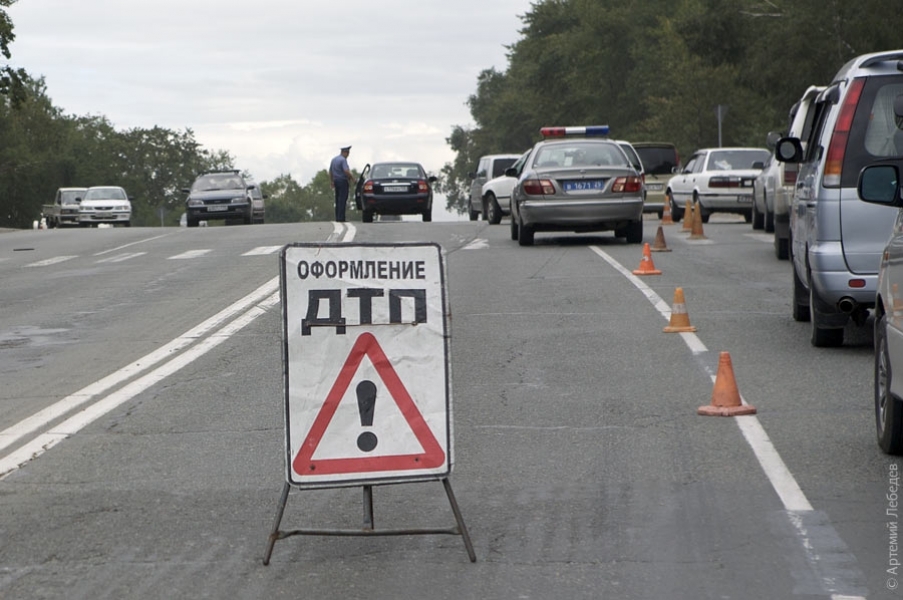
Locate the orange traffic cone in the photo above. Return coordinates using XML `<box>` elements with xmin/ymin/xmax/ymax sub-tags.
<box><xmin>698</xmin><ymin>352</ymin><xmax>757</xmax><ymax>416</ymax></box>
<box><xmin>661</xmin><ymin>195</ymin><xmax>674</xmax><ymax>225</ymax></box>
<box><xmin>689</xmin><ymin>202</ymin><xmax>707</xmax><ymax>240</ymax></box>
<box><xmin>632</xmin><ymin>242</ymin><xmax>662</xmax><ymax>275</ymax></box>
<box><xmin>650</xmin><ymin>225</ymin><xmax>671</xmax><ymax>252</ymax></box>
<box><xmin>663</xmin><ymin>287</ymin><xmax>697</xmax><ymax>332</ymax></box>
<box><xmin>681</xmin><ymin>200</ymin><xmax>694</xmax><ymax>232</ymax></box>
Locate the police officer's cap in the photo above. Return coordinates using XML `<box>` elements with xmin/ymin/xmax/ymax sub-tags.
<box><xmin>341</xmin><ymin>145</ymin><xmax>352</xmax><ymax>152</ymax></box>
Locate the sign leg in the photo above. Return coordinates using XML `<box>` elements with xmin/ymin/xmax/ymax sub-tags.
<box><xmin>442</xmin><ymin>478</ymin><xmax>476</xmax><ymax>562</ymax></box>
<box><xmin>263</xmin><ymin>482</ymin><xmax>291</xmax><ymax>566</ymax></box>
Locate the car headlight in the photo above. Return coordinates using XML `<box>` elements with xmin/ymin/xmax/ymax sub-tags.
<box><xmin>230</xmin><ymin>196</ymin><xmax>248</xmax><ymax>204</ymax></box>
<box><xmin>187</xmin><ymin>198</ymin><xmax>204</xmax><ymax>207</ymax></box>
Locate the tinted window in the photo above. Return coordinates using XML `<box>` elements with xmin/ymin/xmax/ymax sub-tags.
<box><xmin>491</xmin><ymin>158</ymin><xmax>517</xmax><ymax>178</ymax></box>
<box><xmin>843</xmin><ymin>75</ymin><xmax>903</xmax><ymax>186</ymax></box>
<box><xmin>534</xmin><ymin>142</ymin><xmax>629</xmax><ymax>168</ymax></box>
<box><xmin>635</xmin><ymin>145</ymin><xmax>679</xmax><ymax>175</ymax></box>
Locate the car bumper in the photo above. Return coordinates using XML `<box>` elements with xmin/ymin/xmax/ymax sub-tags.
<box><xmin>810</xmin><ymin>242</ymin><xmax>878</xmax><ymax>307</ymax></box>
<box><xmin>188</xmin><ymin>205</ymin><xmax>251</xmax><ymax>220</ymax></box>
<box><xmin>518</xmin><ymin>198</ymin><xmax>643</xmax><ymax>228</ymax></box>
<box><xmin>698</xmin><ymin>192</ymin><xmax>754</xmax><ymax>211</ymax></box>
<box><xmin>79</xmin><ymin>212</ymin><xmax>130</xmax><ymax>223</ymax></box>
<box><xmin>362</xmin><ymin>194</ymin><xmax>430</xmax><ymax>215</ymax></box>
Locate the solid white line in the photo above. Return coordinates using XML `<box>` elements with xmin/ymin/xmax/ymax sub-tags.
<box><xmin>0</xmin><ymin>292</ymin><xmax>280</xmax><ymax>479</ymax></box>
<box><xmin>96</xmin><ymin>252</ymin><xmax>146</xmax><ymax>263</ymax></box>
<box><xmin>0</xmin><ymin>276</ymin><xmax>279</xmax><ymax>454</ymax></box>
<box><xmin>93</xmin><ymin>233</ymin><xmax>174</xmax><ymax>256</ymax></box>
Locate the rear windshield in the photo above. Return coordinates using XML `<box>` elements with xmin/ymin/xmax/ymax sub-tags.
<box><xmin>371</xmin><ymin>163</ymin><xmax>423</xmax><ymax>179</ymax></box>
<box><xmin>491</xmin><ymin>158</ymin><xmax>517</xmax><ymax>178</ymax></box>
<box><xmin>843</xmin><ymin>75</ymin><xmax>903</xmax><ymax>187</ymax></box>
<box><xmin>534</xmin><ymin>142</ymin><xmax>629</xmax><ymax>168</ymax></box>
<box><xmin>634</xmin><ymin>145</ymin><xmax>679</xmax><ymax>175</ymax></box>
<box><xmin>705</xmin><ymin>149</ymin><xmax>770</xmax><ymax>170</ymax></box>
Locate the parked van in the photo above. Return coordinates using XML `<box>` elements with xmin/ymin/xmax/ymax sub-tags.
<box><xmin>775</xmin><ymin>50</ymin><xmax>903</xmax><ymax>346</ymax></box>
<box><xmin>753</xmin><ymin>85</ymin><xmax>824</xmax><ymax>259</ymax></box>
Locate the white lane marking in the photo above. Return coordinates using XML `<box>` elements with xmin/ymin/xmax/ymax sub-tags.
<box><xmin>96</xmin><ymin>252</ymin><xmax>146</xmax><ymax>263</ymax></box>
<box><xmin>0</xmin><ymin>277</ymin><xmax>279</xmax><ymax>455</ymax></box>
<box><xmin>243</xmin><ymin>246</ymin><xmax>283</xmax><ymax>256</ymax></box>
<box><xmin>168</xmin><ymin>249</ymin><xmax>212</xmax><ymax>260</ymax></box>
<box><xmin>0</xmin><ymin>292</ymin><xmax>280</xmax><ymax>479</ymax></box>
<box><xmin>93</xmin><ymin>233</ymin><xmax>174</xmax><ymax>256</ymax></box>
<box><xmin>25</xmin><ymin>256</ymin><xmax>78</xmax><ymax>267</ymax></box>
<box><xmin>464</xmin><ymin>239</ymin><xmax>489</xmax><ymax>250</ymax></box>
<box><xmin>0</xmin><ymin>223</ymin><xmax>356</xmax><ymax>476</ymax></box>
<box><xmin>744</xmin><ymin>232</ymin><xmax>774</xmax><ymax>243</ymax></box>
<box><xmin>589</xmin><ymin>244</ymin><xmax>865</xmax><ymax>600</ymax></box>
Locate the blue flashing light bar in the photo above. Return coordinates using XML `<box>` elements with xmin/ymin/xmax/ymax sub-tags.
<box><xmin>540</xmin><ymin>125</ymin><xmax>610</xmax><ymax>138</ymax></box>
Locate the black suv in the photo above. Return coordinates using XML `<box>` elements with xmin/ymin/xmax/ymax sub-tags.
<box><xmin>183</xmin><ymin>170</ymin><xmax>262</xmax><ymax>227</ymax></box>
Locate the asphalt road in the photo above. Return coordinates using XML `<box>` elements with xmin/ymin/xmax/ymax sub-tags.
<box><xmin>0</xmin><ymin>217</ymin><xmax>898</xmax><ymax>599</ymax></box>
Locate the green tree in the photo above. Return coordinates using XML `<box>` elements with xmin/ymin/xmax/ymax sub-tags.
<box><xmin>0</xmin><ymin>0</ymin><xmax>26</xmax><ymax>106</ymax></box>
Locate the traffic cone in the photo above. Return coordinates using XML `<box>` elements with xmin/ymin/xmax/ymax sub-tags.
<box><xmin>661</xmin><ymin>195</ymin><xmax>674</xmax><ymax>225</ymax></box>
<box><xmin>650</xmin><ymin>225</ymin><xmax>671</xmax><ymax>252</ymax></box>
<box><xmin>681</xmin><ymin>200</ymin><xmax>694</xmax><ymax>232</ymax></box>
<box><xmin>698</xmin><ymin>352</ymin><xmax>757</xmax><ymax>416</ymax></box>
<box><xmin>689</xmin><ymin>203</ymin><xmax>707</xmax><ymax>240</ymax></box>
<box><xmin>663</xmin><ymin>287</ymin><xmax>697</xmax><ymax>332</ymax></box>
<box><xmin>632</xmin><ymin>243</ymin><xmax>662</xmax><ymax>275</ymax></box>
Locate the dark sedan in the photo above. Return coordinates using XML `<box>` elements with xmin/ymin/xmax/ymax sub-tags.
<box><xmin>354</xmin><ymin>162</ymin><xmax>436</xmax><ymax>222</ymax></box>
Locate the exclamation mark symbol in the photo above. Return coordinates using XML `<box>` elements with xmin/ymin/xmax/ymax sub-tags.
<box><xmin>356</xmin><ymin>380</ymin><xmax>378</xmax><ymax>452</ymax></box>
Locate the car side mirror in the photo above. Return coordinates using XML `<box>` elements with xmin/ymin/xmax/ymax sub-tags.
<box><xmin>428</xmin><ymin>176</ymin><xmax>438</xmax><ymax>183</ymax></box>
<box><xmin>774</xmin><ymin>138</ymin><xmax>803</xmax><ymax>163</ymax></box>
<box><xmin>752</xmin><ymin>161</ymin><xmax>765</xmax><ymax>170</ymax></box>
<box><xmin>181</xmin><ymin>188</ymin><xmax>191</xmax><ymax>194</ymax></box>
<box><xmin>74</xmin><ymin>198</ymin><xmax>82</xmax><ymax>203</ymax></box>
<box><xmin>857</xmin><ymin>164</ymin><xmax>903</xmax><ymax>206</ymax></box>
<box><xmin>504</xmin><ymin>167</ymin><xmax>518</xmax><ymax>177</ymax></box>
<box><xmin>765</xmin><ymin>131</ymin><xmax>782</xmax><ymax>149</ymax></box>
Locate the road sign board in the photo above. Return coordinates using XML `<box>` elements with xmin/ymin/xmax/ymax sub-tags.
<box><xmin>280</xmin><ymin>242</ymin><xmax>451</xmax><ymax>488</ymax></box>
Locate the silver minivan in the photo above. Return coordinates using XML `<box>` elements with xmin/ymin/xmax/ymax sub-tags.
<box><xmin>775</xmin><ymin>50</ymin><xmax>903</xmax><ymax>347</ymax></box>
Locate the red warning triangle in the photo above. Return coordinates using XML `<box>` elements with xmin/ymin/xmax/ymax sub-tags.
<box><xmin>292</xmin><ymin>332</ymin><xmax>446</xmax><ymax>477</ymax></box>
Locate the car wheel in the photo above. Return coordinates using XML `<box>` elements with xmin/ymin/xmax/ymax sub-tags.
<box><xmin>701</xmin><ymin>212</ymin><xmax>710</xmax><ymax>223</ymax></box>
<box><xmin>468</xmin><ymin>204</ymin><xmax>479</xmax><ymax>221</ymax></box>
<box><xmin>791</xmin><ymin>263</ymin><xmax>810</xmax><ymax>322</ymax></box>
<box><xmin>422</xmin><ymin>207</ymin><xmax>432</xmax><ymax>222</ymax></box>
<box><xmin>742</xmin><ymin>211</ymin><xmax>751</xmax><ymax>224</ymax></box>
<box><xmin>876</xmin><ymin>312</ymin><xmax>903</xmax><ymax>454</ymax></box>
<box><xmin>775</xmin><ymin>235</ymin><xmax>789</xmax><ymax>260</ymax></box>
<box><xmin>764</xmin><ymin>208</ymin><xmax>775</xmax><ymax>233</ymax></box>
<box><xmin>510</xmin><ymin>212</ymin><xmax>519</xmax><ymax>241</ymax></box>
<box><xmin>124</xmin><ymin>221</ymin><xmax>131</xmax><ymax>227</ymax></box>
<box><xmin>625</xmin><ymin>220</ymin><xmax>643</xmax><ymax>244</ymax></box>
<box><xmin>362</xmin><ymin>210</ymin><xmax>374</xmax><ymax>223</ymax></box>
<box><xmin>187</xmin><ymin>218</ymin><xmax>198</xmax><ymax>228</ymax></box>
<box><xmin>517</xmin><ymin>219</ymin><xmax>534</xmax><ymax>246</ymax></box>
<box><xmin>486</xmin><ymin>193</ymin><xmax>502</xmax><ymax>225</ymax></box>
<box><xmin>668</xmin><ymin>192</ymin><xmax>682</xmax><ymax>222</ymax></box>
<box><xmin>809</xmin><ymin>284</ymin><xmax>844</xmax><ymax>347</ymax></box>
<box><xmin>752</xmin><ymin>198</ymin><xmax>764</xmax><ymax>229</ymax></box>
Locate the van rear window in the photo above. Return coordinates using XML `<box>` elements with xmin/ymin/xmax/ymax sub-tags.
<box><xmin>843</xmin><ymin>75</ymin><xmax>903</xmax><ymax>187</ymax></box>
<box><xmin>635</xmin><ymin>146</ymin><xmax>679</xmax><ymax>175</ymax></box>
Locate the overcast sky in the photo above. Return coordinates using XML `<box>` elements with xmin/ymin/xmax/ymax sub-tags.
<box><xmin>7</xmin><ymin>0</ymin><xmax>534</xmax><ymax>219</ymax></box>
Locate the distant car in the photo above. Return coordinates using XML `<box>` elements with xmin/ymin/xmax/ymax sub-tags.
<box><xmin>468</xmin><ymin>154</ymin><xmax>522</xmax><ymax>221</ymax></box>
<box><xmin>666</xmin><ymin>147</ymin><xmax>769</xmax><ymax>222</ymax></box>
<box><xmin>856</xmin><ymin>163</ymin><xmax>903</xmax><ymax>454</ymax></box>
<box><xmin>775</xmin><ymin>49</ymin><xmax>903</xmax><ymax>347</ymax></box>
<box><xmin>508</xmin><ymin>125</ymin><xmax>645</xmax><ymax>246</ymax></box>
<box><xmin>633</xmin><ymin>142</ymin><xmax>680</xmax><ymax>219</ymax></box>
<box><xmin>43</xmin><ymin>187</ymin><xmax>88</xmax><ymax>228</ymax></box>
<box><xmin>355</xmin><ymin>162</ymin><xmax>436</xmax><ymax>222</ymax></box>
<box><xmin>183</xmin><ymin>170</ymin><xmax>259</xmax><ymax>227</ymax></box>
<box><xmin>752</xmin><ymin>85</ymin><xmax>825</xmax><ymax>259</ymax></box>
<box><xmin>480</xmin><ymin>150</ymin><xmax>529</xmax><ymax>224</ymax></box>
<box><xmin>78</xmin><ymin>186</ymin><xmax>132</xmax><ymax>227</ymax></box>
<box><xmin>248</xmin><ymin>181</ymin><xmax>266</xmax><ymax>224</ymax></box>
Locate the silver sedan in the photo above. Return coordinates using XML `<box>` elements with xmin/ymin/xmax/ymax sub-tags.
<box><xmin>509</xmin><ymin>127</ymin><xmax>645</xmax><ymax>246</ymax></box>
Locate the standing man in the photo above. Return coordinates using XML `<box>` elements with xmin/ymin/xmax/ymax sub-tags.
<box><xmin>329</xmin><ymin>145</ymin><xmax>355</xmax><ymax>222</ymax></box>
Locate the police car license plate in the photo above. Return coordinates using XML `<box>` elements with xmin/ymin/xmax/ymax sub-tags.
<box><xmin>563</xmin><ymin>180</ymin><xmax>605</xmax><ymax>191</ymax></box>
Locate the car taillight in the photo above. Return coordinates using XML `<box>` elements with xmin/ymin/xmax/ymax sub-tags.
<box><xmin>417</xmin><ymin>180</ymin><xmax>428</xmax><ymax>192</ymax></box>
<box><xmin>709</xmin><ymin>176</ymin><xmax>742</xmax><ymax>188</ymax></box>
<box><xmin>783</xmin><ymin>164</ymin><xmax>798</xmax><ymax>186</ymax></box>
<box><xmin>611</xmin><ymin>176</ymin><xmax>642</xmax><ymax>193</ymax></box>
<box><xmin>363</xmin><ymin>181</ymin><xmax>374</xmax><ymax>193</ymax></box>
<box><xmin>824</xmin><ymin>77</ymin><xmax>865</xmax><ymax>187</ymax></box>
<box><xmin>523</xmin><ymin>179</ymin><xmax>555</xmax><ymax>195</ymax></box>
